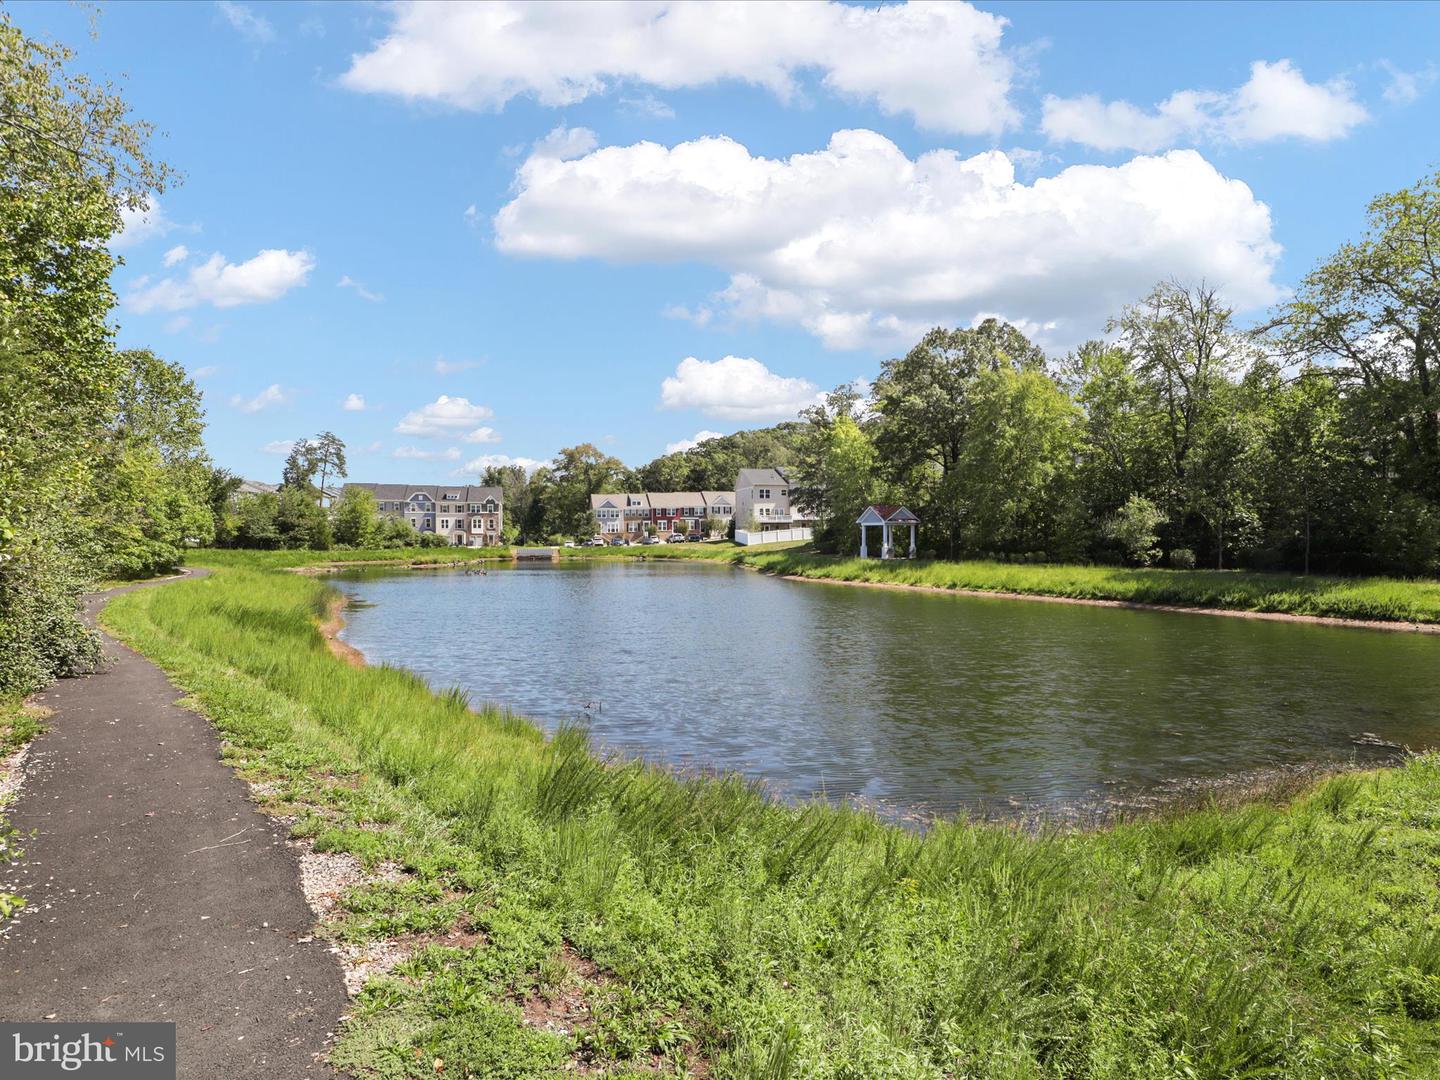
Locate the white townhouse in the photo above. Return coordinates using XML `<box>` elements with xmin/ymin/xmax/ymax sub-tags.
<box><xmin>700</xmin><ymin>490</ymin><xmax>734</xmax><ymax>530</ymax></box>
<box><xmin>734</xmin><ymin>467</ymin><xmax>813</xmax><ymax>533</ymax></box>
<box><xmin>343</xmin><ymin>483</ymin><xmax>503</xmax><ymax>546</ymax></box>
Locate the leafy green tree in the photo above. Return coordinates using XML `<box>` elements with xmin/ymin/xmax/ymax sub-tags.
<box><xmin>1102</xmin><ymin>495</ymin><xmax>1168</xmax><ymax>567</ymax></box>
<box><xmin>230</xmin><ymin>493</ymin><xmax>280</xmax><ymax>550</ymax></box>
<box><xmin>1069</xmin><ymin>341</ymin><xmax>1167</xmax><ymax>525</ymax></box>
<box><xmin>1112</xmin><ymin>282</ymin><xmax>1252</xmax><ymax>556</ymax></box>
<box><xmin>873</xmin><ymin>319</ymin><xmax>1049</xmax><ymax>555</ymax></box>
<box><xmin>0</xmin><ymin>14</ymin><xmax>172</xmax><ymax>695</ymax></box>
<box><xmin>310</xmin><ymin>431</ymin><xmax>347</xmax><ymax>506</ymax></box>
<box><xmin>541</xmin><ymin>444</ymin><xmax>628</xmax><ymax>538</ymax></box>
<box><xmin>1283</xmin><ymin>170</ymin><xmax>1440</xmax><ymax>501</ymax></box>
<box><xmin>204</xmin><ymin>467</ymin><xmax>244</xmax><ymax>546</ymax></box>
<box><xmin>480</xmin><ymin>463</ymin><xmax>534</xmax><ymax>543</ymax></box>
<box><xmin>275</xmin><ymin>487</ymin><xmax>330</xmax><ymax>550</ymax></box>
<box><xmin>1183</xmin><ymin>385</ymin><xmax>1265</xmax><ymax>569</ymax></box>
<box><xmin>951</xmin><ymin>365</ymin><xmax>1081</xmax><ymax>556</ymax></box>
<box><xmin>1256</xmin><ymin>365</ymin><xmax>1347</xmax><ymax>574</ymax></box>
<box><xmin>281</xmin><ymin>440</ymin><xmax>319</xmax><ymax>496</ymax></box>
<box><xmin>331</xmin><ymin>487</ymin><xmax>379</xmax><ymax>547</ymax></box>
<box><xmin>88</xmin><ymin>350</ymin><xmax>213</xmax><ymax>578</ymax></box>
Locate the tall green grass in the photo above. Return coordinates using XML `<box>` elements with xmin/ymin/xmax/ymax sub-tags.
<box><xmin>740</xmin><ymin>553</ymin><xmax>1440</xmax><ymax>625</ymax></box>
<box><xmin>102</xmin><ymin>566</ymin><xmax>1440</xmax><ymax>1078</ymax></box>
<box><xmin>189</xmin><ymin>545</ymin><xmax>511</xmax><ymax>570</ymax></box>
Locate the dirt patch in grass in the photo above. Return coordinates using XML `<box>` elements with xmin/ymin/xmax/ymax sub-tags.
<box><xmin>319</xmin><ymin>596</ymin><xmax>367</xmax><ymax>668</ymax></box>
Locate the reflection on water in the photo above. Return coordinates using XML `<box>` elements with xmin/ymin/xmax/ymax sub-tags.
<box><xmin>335</xmin><ymin>561</ymin><xmax>1440</xmax><ymax>815</ymax></box>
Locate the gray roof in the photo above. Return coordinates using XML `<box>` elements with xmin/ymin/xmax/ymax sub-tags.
<box><xmin>344</xmin><ymin>482</ymin><xmax>502</xmax><ymax>503</ymax></box>
<box><xmin>700</xmin><ymin>490</ymin><xmax>733</xmax><ymax>506</ymax></box>
<box><xmin>645</xmin><ymin>491</ymin><xmax>704</xmax><ymax>510</ymax></box>
<box><xmin>591</xmin><ymin>492</ymin><xmax>633</xmax><ymax>510</ymax></box>
<box><xmin>236</xmin><ymin>479</ymin><xmax>278</xmax><ymax>495</ymax></box>
<box><xmin>736</xmin><ymin>467</ymin><xmax>790</xmax><ymax>488</ymax></box>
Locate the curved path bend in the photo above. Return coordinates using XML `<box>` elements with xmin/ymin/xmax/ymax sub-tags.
<box><xmin>0</xmin><ymin>571</ymin><xmax>347</xmax><ymax>1077</ymax></box>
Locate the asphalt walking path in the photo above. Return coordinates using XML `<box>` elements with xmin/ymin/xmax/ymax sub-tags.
<box><xmin>0</xmin><ymin>571</ymin><xmax>348</xmax><ymax>1077</ymax></box>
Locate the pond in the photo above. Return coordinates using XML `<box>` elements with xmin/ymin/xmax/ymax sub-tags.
<box><xmin>334</xmin><ymin>560</ymin><xmax>1440</xmax><ymax>818</ymax></box>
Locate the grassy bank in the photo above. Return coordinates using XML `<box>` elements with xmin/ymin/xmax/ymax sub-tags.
<box><xmin>189</xmin><ymin>544</ymin><xmax>1440</xmax><ymax>628</ymax></box>
<box><xmin>101</xmin><ymin>563</ymin><xmax>1440</xmax><ymax>1078</ymax></box>
<box><xmin>190</xmin><ymin>545</ymin><xmax>511</xmax><ymax>570</ymax></box>
<box><xmin>566</xmin><ymin>544</ymin><xmax>1440</xmax><ymax>625</ymax></box>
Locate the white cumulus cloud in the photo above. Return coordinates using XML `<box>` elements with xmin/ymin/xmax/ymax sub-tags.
<box><xmin>340</xmin><ymin>0</ymin><xmax>1018</xmax><ymax>135</ymax></box>
<box><xmin>461</xmin><ymin>426</ymin><xmax>501</xmax><ymax>444</ymax></box>
<box><xmin>661</xmin><ymin>357</ymin><xmax>822</xmax><ymax>422</ymax></box>
<box><xmin>394</xmin><ymin>445</ymin><xmax>463</xmax><ymax>461</ymax></box>
<box><xmin>496</xmin><ymin>129</ymin><xmax>1282</xmax><ymax>350</ymax></box>
<box><xmin>162</xmin><ymin>244</ymin><xmax>190</xmax><ymax>267</ymax></box>
<box><xmin>1042</xmin><ymin>60</ymin><xmax>1367</xmax><ymax>152</ymax></box>
<box><xmin>664</xmin><ymin>430</ymin><xmax>726</xmax><ymax>455</ymax></box>
<box><xmin>127</xmin><ymin>249</ymin><xmax>315</xmax><ymax>313</ymax></box>
<box><xmin>232</xmin><ymin>384</ymin><xmax>292</xmax><ymax>414</ymax></box>
<box><xmin>394</xmin><ymin>395</ymin><xmax>495</xmax><ymax>438</ymax></box>
<box><xmin>261</xmin><ymin>439</ymin><xmax>297</xmax><ymax>454</ymax></box>
<box><xmin>342</xmin><ymin>393</ymin><xmax>368</xmax><ymax>412</ymax></box>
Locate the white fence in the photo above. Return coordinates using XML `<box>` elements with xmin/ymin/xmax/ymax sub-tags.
<box><xmin>734</xmin><ymin>527</ymin><xmax>813</xmax><ymax>546</ymax></box>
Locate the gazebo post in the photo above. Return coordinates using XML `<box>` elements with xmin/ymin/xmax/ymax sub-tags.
<box><xmin>909</xmin><ymin>522</ymin><xmax>917</xmax><ymax>558</ymax></box>
<box><xmin>882</xmin><ymin>522</ymin><xmax>891</xmax><ymax>559</ymax></box>
<box><xmin>859</xmin><ymin>524</ymin><xmax>868</xmax><ymax>559</ymax></box>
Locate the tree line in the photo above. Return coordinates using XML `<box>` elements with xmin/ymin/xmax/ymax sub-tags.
<box><xmin>1</xmin><ymin>16</ymin><xmax>213</xmax><ymax>696</ymax></box>
<box><xmin>791</xmin><ymin>171</ymin><xmax>1440</xmax><ymax>576</ymax></box>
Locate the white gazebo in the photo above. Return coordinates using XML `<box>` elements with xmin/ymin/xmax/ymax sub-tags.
<box><xmin>856</xmin><ymin>504</ymin><xmax>920</xmax><ymax>559</ymax></box>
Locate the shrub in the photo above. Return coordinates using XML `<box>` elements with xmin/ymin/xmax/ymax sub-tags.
<box><xmin>1102</xmin><ymin>495</ymin><xmax>1168</xmax><ymax>566</ymax></box>
<box><xmin>1170</xmin><ymin>547</ymin><xmax>1197</xmax><ymax>570</ymax></box>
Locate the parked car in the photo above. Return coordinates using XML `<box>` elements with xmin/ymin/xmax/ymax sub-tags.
<box><xmin>609</xmin><ymin>537</ymin><xmax>628</xmax><ymax>546</ymax></box>
<box><xmin>563</xmin><ymin>541</ymin><xmax>576</xmax><ymax>548</ymax></box>
<box><xmin>686</xmin><ymin>532</ymin><xmax>704</xmax><ymax>542</ymax></box>
<box><xmin>666</xmin><ymin>533</ymin><xmax>687</xmax><ymax>543</ymax></box>
<box><xmin>642</xmin><ymin>535</ymin><xmax>664</xmax><ymax>545</ymax></box>
<box><xmin>586</xmin><ymin>537</ymin><xmax>607</xmax><ymax>546</ymax></box>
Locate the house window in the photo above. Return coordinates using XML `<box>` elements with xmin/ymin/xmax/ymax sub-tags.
<box><xmin>757</xmin><ymin>488</ymin><xmax>770</xmax><ymax>499</ymax></box>
<box><xmin>779</xmin><ymin>489</ymin><xmax>787</xmax><ymax>497</ymax></box>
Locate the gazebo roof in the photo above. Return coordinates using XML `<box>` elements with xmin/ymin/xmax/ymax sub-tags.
<box><xmin>856</xmin><ymin>504</ymin><xmax>920</xmax><ymax>525</ymax></box>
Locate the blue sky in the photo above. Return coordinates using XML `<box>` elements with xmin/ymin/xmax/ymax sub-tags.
<box><xmin>11</xmin><ymin>1</ymin><xmax>1439</xmax><ymax>483</ymax></box>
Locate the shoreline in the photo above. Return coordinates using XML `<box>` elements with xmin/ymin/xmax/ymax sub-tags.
<box><xmin>272</xmin><ymin>551</ymin><xmax>1440</xmax><ymax>634</ymax></box>
<box><xmin>772</xmin><ymin>571</ymin><xmax>1440</xmax><ymax>634</ymax></box>
<box><xmin>319</xmin><ymin>595</ymin><xmax>367</xmax><ymax>668</ymax></box>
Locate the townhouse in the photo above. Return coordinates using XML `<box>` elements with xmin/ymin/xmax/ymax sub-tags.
<box><xmin>342</xmin><ymin>482</ymin><xmax>504</xmax><ymax>546</ymax></box>
<box><xmin>734</xmin><ymin>467</ymin><xmax>814</xmax><ymax>533</ymax></box>
<box><xmin>590</xmin><ymin>490</ymin><xmax>735</xmax><ymax>540</ymax></box>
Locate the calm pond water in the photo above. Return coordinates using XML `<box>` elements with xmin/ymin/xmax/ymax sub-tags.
<box><xmin>334</xmin><ymin>560</ymin><xmax>1440</xmax><ymax>816</ymax></box>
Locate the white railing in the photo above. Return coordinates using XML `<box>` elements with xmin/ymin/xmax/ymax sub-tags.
<box><xmin>734</xmin><ymin>527</ymin><xmax>812</xmax><ymax>546</ymax></box>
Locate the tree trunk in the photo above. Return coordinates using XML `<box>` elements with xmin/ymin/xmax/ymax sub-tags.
<box><xmin>1303</xmin><ymin>506</ymin><xmax>1311</xmax><ymax>576</ymax></box>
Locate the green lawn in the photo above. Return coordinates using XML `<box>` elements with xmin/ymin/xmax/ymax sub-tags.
<box><xmin>189</xmin><ymin>545</ymin><xmax>512</xmax><ymax>570</ymax></box>
<box><xmin>740</xmin><ymin>551</ymin><xmax>1440</xmax><ymax>625</ymax></box>
<box><xmin>550</xmin><ymin>542</ymin><xmax>1440</xmax><ymax>625</ymax></box>
<box><xmin>99</xmin><ymin>560</ymin><xmax>1440</xmax><ymax>1078</ymax></box>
